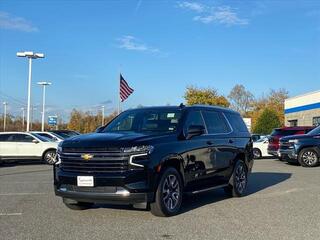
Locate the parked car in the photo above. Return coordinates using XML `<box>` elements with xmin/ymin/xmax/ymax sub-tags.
<box><xmin>54</xmin><ymin>105</ymin><xmax>253</xmax><ymax>217</ymax></box>
<box><xmin>252</xmin><ymin>136</ymin><xmax>271</xmax><ymax>158</ymax></box>
<box><xmin>252</xmin><ymin>134</ymin><xmax>266</xmax><ymax>142</ymax></box>
<box><xmin>31</xmin><ymin>131</ymin><xmax>64</xmax><ymax>142</ymax></box>
<box><xmin>50</xmin><ymin>130</ymin><xmax>80</xmax><ymax>139</ymax></box>
<box><xmin>279</xmin><ymin>126</ymin><xmax>320</xmax><ymax>167</ymax></box>
<box><xmin>267</xmin><ymin>126</ymin><xmax>314</xmax><ymax>159</ymax></box>
<box><xmin>0</xmin><ymin>132</ymin><xmax>58</xmax><ymax>164</ymax></box>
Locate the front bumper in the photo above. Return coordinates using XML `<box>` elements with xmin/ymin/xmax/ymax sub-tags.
<box><xmin>279</xmin><ymin>149</ymin><xmax>298</xmax><ymax>163</ymax></box>
<box><xmin>267</xmin><ymin>149</ymin><xmax>280</xmax><ymax>157</ymax></box>
<box><xmin>54</xmin><ymin>166</ymin><xmax>155</xmax><ymax>204</ymax></box>
<box><xmin>55</xmin><ymin>185</ymin><xmax>152</xmax><ymax>204</ymax></box>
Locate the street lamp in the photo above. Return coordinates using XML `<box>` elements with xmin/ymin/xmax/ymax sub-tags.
<box><xmin>17</xmin><ymin>51</ymin><xmax>45</xmax><ymax>132</ymax></box>
<box><xmin>3</xmin><ymin>102</ymin><xmax>7</xmax><ymax>131</ymax></box>
<box><xmin>37</xmin><ymin>82</ymin><xmax>51</xmax><ymax>132</ymax></box>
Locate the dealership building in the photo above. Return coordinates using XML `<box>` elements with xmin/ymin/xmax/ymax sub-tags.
<box><xmin>285</xmin><ymin>90</ymin><xmax>320</xmax><ymax>127</ymax></box>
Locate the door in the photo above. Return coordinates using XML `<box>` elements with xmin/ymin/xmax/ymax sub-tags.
<box><xmin>13</xmin><ymin>134</ymin><xmax>42</xmax><ymax>158</ymax></box>
<box><xmin>201</xmin><ymin>110</ymin><xmax>235</xmax><ymax>181</ymax></box>
<box><xmin>181</xmin><ymin>110</ymin><xmax>210</xmax><ymax>184</ymax></box>
<box><xmin>0</xmin><ymin>134</ymin><xmax>18</xmax><ymax>158</ymax></box>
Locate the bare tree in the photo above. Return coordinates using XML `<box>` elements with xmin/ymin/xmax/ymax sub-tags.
<box><xmin>228</xmin><ymin>84</ymin><xmax>254</xmax><ymax>116</ymax></box>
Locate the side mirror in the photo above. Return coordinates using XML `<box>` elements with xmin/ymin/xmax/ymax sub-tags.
<box><xmin>186</xmin><ymin>125</ymin><xmax>205</xmax><ymax>140</ymax></box>
<box><xmin>32</xmin><ymin>139</ymin><xmax>39</xmax><ymax>144</ymax></box>
<box><xmin>95</xmin><ymin>126</ymin><xmax>104</xmax><ymax>133</ymax></box>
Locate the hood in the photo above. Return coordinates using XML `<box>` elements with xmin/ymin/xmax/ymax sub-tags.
<box><xmin>280</xmin><ymin>134</ymin><xmax>311</xmax><ymax>142</ymax></box>
<box><xmin>61</xmin><ymin>132</ymin><xmax>176</xmax><ymax>149</ymax></box>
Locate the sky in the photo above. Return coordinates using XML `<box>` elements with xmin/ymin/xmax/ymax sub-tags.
<box><xmin>0</xmin><ymin>0</ymin><xmax>320</xmax><ymax>121</ymax></box>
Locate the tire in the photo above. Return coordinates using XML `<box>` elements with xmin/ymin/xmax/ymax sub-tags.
<box><xmin>63</xmin><ymin>199</ymin><xmax>93</xmax><ymax>210</ymax></box>
<box><xmin>224</xmin><ymin>160</ymin><xmax>248</xmax><ymax>197</ymax></box>
<box><xmin>253</xmin><ymin>148</ymin><xmax>262</xmax><ymax>159</ymax></box>
<box><xmin>43</xmin><ymin>150</ymin><xmax>57</xmax><ymax>165</ymax></box>
<box><xmin>298</xmin><ymin>148</ymin><xmax>320</xmax><ymax>167</ymax></box>
<box><xmin>150</xmin><ymin>167</ymin><xmax>183</xmax><ymax>217</ymax></box>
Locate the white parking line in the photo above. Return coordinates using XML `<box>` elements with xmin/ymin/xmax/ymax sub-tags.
<box><xmin>0</xmin><ymin>192</ymin><xmax>48</xmax><ymax>196</ymax></box>
<box><xmin>0</xmin><ymin>213</ymin><xmax>22</xmax><ymax>216</ymax></box>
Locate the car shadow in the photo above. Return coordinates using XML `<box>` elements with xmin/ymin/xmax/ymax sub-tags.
<box><xmin>90</xmin><ymin>172</ymin><xmax>292</xmax><ymax>215</ymax></box>
<box><xmin>180</xmin><ymin>171</ymin><xmax>291</xmax><ymax>214</ymax></box>
<box><xmin>0</xmin><ymin>160</ymin><xmax>50</xmax><ymax>176</ymax></box>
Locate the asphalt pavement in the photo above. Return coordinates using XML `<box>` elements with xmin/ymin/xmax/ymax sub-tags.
<box><xmin>0</xmin><ymin>159</ymin><xmax>319</xmax><ymax>240</ymax></box>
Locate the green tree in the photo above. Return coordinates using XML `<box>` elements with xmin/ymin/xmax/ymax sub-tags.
<box><xmin>184</xmin><ymin>86</ymin><xmax>230</xmax><ymax>107</ymax></box>
<box><xmin>253</xmin><ymin>108</ymin><xmax>281</xmax><ymax>134</ymax></box>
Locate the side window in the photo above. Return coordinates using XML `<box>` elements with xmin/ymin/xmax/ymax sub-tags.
<box><xmin>0</xmin><ymin>134</ymin><xmax>11</xmax><ymax>142</ymax></box>
<box><xmin>225</xmin><ymin>112</ymin><xmax>248</xmax><ymax>133</ymax></box>
<box><xmin>13</xmin><ymin>134</ymin><xmax>35</xmax><ymax>143</ymax></box>
<box><xmin>184</xmin><ymin>111</ymin><xmax>205</xmax><ymax>131</ymax></box>
<box><xmin>202</xmin><ymin>111</ymin><xmax>230</xmax><ymax>134</ymax></box>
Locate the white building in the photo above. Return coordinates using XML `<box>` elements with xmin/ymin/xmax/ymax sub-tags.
<box><xmin>284</xmin><ymin>90</ymin><xmax>320</xmax><ymax>127</ymax></box>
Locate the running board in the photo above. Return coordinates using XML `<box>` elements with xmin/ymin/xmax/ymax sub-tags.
<box><xmin>187</xmin><ymin>184</ymin><xmax>229</xmax><ymax>195</ymax></box>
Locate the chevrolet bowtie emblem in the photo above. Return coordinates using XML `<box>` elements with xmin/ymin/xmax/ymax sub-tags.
<box><xmin>81</xmin><ymin>154</ymin><xmax>94</xmax><ymax>161</ymax></box>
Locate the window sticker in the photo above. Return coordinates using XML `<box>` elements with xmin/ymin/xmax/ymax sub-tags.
<box><xmin>167</xmin><ymin>113</ymin><xmax>175</xmax><ymax>118</ymax></box>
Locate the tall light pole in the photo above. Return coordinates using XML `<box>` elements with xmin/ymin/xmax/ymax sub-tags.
<box><xmin>101</xmin><ymin>105</ymin><xmax>105</xmax><ymax>126</ymax></box>
<box><xmin>17</xmin><ymin>51</ymin><xmax>45</xmax><ymax>132</ymax></box>
<box><xmin>37</xmin><ymin>81</ymin><xmax>51</xmax><ymax>131</ymax></box>
<box><xmin>21</xmin><ymin>107</ymin><xmax>25</xmax><ymax>130</ymax></box>
<box><xmin>3</xmin><ymin>102</ymin><xmax>7</xmax><ymax>131</ymax></box>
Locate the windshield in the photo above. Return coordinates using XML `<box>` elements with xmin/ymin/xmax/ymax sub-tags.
<box><xmin>103</xmin><ymin>109</ymin><xmax>182</xmax><ymax>134</ymax></box>
<box><xmin>256</xmin><ymin>137</ymin><xmax>268</xmax><ymax>143</ymax></box>
<box><xmin>307</xmin><ymin>126</ymin><xmax>320</xmax><ymax>136</ymax></box>
<box><xmin>31</xmin><ymin>133</ymin><xmax>53</xmax><ymax>142</ymax></box>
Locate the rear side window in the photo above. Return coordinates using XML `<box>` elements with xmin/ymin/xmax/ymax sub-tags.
<box><xmin>202</xmin><ymin>110</ymin><xmax>230</xmax><ymax>134</ymax></box>
<box><xmin>225</xmin><ymin>112</ymin><xmax>249</xmax><ymax>133</ymax></box>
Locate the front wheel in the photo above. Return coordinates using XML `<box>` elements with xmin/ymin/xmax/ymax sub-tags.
<box><xmin>43</xmin><ymin>150</ymin><xmax>57</xmax><ymax>165</ymax></box>
<box><xmin>298</xmin><ymin>148</ymin><xmax>319</xmax><ymax>167</ymax></box>
<box><xmin>224</xmin><ymin>160</ymin><xmax>248</xmax><ymax>197</ymax></box>
<box><xmin>150</xmin><ymin>167</ymin><xmax>183</xmax><ymax>217</ymax></box>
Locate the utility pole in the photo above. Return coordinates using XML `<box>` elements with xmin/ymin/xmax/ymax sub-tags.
<box><xmin>3</xmin><ymin>102</ymin><xmax>7</xmax><ymax>131</ymax></box>
<box><xmin>102</xmin><ymin>105</ymin><xmax>105</xmax><ymax>126</ymax></box>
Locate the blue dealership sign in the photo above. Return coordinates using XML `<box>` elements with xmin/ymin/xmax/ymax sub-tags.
<box><xmin>48</xmin><ymin>116</ymin><xmax>58</xmax><ymax>126</ymax></box>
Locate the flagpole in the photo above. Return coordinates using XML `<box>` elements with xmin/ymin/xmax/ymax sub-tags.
<box><xmin>118</xmin><ymin>66</ymin><xmax>121</xmax><ymax>115</ymax></box>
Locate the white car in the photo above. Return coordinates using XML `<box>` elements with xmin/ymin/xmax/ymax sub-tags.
<box><xmin>31</xmin><ymin>131</ymin><xmax>63</xmax><ymax>142</ymax></box>
<box><xmin>0</xmin><ymin>132</ymin><xmax>58</xmax><ymax>164</ymax></box>
<box><xmin>253</xmin><ymin>136</ymin><xmax>272</xmax><ymax>158</ymax></box>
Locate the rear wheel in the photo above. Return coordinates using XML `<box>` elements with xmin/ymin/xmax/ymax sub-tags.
<box><xmin>150</xmin><ymin>167</ymin><xmax>183</xmax><ymax>217</ymax></box>
<box><xmin>224</xmin><ymin>160</ymin><xmax>248</xmax><ymax>197</ymax></box>
<box><xmin>253</xmin><ymin>148</ymin><xmax>262</xmax><ymax>159</ymax></box>
<box><xmin>43</xmin><ymin>150</ymin><xmax>56</xmax><ymax>165</ymax></box>
<box><xmin>298</xmin><ymin>148</ymin><xmax>319</xmax><ymax>167</ymax></box>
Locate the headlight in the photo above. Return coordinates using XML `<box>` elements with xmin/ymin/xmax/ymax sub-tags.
<box><xmin>288</xmin><ymin>139</ymin><xmax>298</xmax><ymax>144</ymax></box>
<box><xmin>122</xmin><ymin>145</ymin><xmax>154</xmax><ymax>154</ymax></box>
<box><xmin>55</xmin><ymin>153</ymin><xmax>61</xmax><ymax>165</ymax></box>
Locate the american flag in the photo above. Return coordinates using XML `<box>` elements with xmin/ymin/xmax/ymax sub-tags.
<box><xmin>120</xmin><ymin>74</ymin><xmax>134</xmax><ymax>102</ymax></box>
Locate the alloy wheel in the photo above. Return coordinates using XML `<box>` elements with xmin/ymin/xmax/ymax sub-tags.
<box><xmin>302</xmin><ymin>151</ymin><xmax>318</xmax><ymax>166</ymax></box>
<box><xmin>235</xmin><ymin>164</ymin><xmax>247</xmax><ymax>194</ymax></box>
<box><xmin>253</xmin><ymin>149</ymin><xmax>261</xmax><ymax>158</ymax></box>
<box><xmin>162</xmin><ymin>174</ymin><xmax>180</xmax><ymax>211</ymax></box>
<box><xmin>45</xmin><ymin>151</ymin><xmax>56</xmax><ymax>164</ymax></box>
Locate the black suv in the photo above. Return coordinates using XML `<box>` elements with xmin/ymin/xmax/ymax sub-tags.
<box><xmin>54</xmin><ymin>105</ymin><xmax>253</xmax><ymax>216</ymax></box>
<box><xmin>279</xmin><ymin>126</ymin><xmax>320</xmax><ymax>167</ymax></box>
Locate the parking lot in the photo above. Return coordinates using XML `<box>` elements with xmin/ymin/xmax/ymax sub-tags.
<box><xmin>0</xmin><ymin>159</ymin><xmax>319</xmax><ymax>240</ymax></box>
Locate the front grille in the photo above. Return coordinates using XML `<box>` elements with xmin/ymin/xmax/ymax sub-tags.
<box><xmin>60</xmin><ymin>184</ymin><xmax>117</xmax><ymax>193</ymax></box>
<box><xmin>59</xmin><ymin>151</ymin><xmax>129</xmax><ymax>173</ymax></box>
<box><xmin>280</xmin><ymin>142</ymin><xmax>293</xmax><ymax>150</ymax></box>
